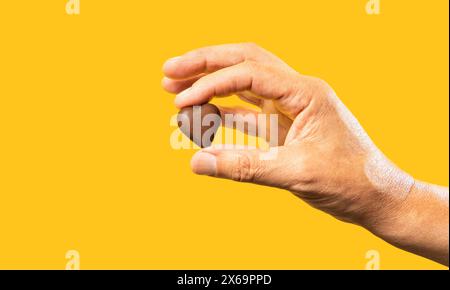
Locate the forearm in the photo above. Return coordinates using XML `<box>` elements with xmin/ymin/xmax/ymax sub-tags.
<box><xmin>371</xmin><ymin>180</ymin><xmax>449</xmax><ymax>266</ymax></box>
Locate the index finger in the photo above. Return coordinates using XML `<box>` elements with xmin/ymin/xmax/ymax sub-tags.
<box><xmin>163</xmin><ymin>43</ymin><xmax>268</xmax><ymax>80</ymax></box>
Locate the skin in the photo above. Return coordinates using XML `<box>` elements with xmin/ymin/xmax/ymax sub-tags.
<box><xmin>162</xmin><ymin>43</ymin><xmax>449</xmax><ymax>266</ymax></box>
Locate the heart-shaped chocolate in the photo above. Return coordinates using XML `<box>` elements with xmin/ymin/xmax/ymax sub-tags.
<box><xmin>177</xmin><ymin>104</ymin><xmax>222</xmax><ymax>148</ymax></box>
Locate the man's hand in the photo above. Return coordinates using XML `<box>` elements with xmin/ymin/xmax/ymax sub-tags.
<box><xmin>163</xmin><ymin>43</ymin><xmax>449</xmax><ymax>266</ymax></box>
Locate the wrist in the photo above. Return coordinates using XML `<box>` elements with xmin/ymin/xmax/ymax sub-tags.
<box><xmin>364</xmin><ymin>177</ymin><xmax>416</xmax><ymax>240</ymax></box>
<box><xmin>365</xmin><ymin>177</ymin><xmax>449</xmax><ymax>265</ymax></box>
<box><xmin>356</xmin><ymin>153</ymin><xmax>415</xmax><ymax>236</ymax></box>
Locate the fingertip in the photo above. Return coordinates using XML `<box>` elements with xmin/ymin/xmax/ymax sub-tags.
<box><xmin>174</xmin><ymin>95</ymin><xmax>184</xmax><ymax>109</ymax></box>
<box><xmin>174</xmin><ymin>98</ymin><xmax>183</xmax><ymax>109</ymax></box>
<box><xmin>162</xmin><ymin>77</ymin><xmax>185</xmax><ymax>94</ymax></box>
<box><xmin>174</xmin><ymin>87</ymin><xmax>193</xmax><ymax>108</ymax></box>
<box><xmin>163</xmin><ymin>56</ymin><xmax>182</xmax><ymax>77</ymax></box>
<box><xmin>191</xmin><ymin>151</ymin><xmax>217</xmax><ymax>176</ymax></box>
<box><xmin>161</xmin><ymin>77</ymin><xmax>171</xmax><ymax>91</ymax></box>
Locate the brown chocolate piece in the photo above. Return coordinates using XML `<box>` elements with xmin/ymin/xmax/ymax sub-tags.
<box><xmin>177</xmin><ymin>104</ymin><xmax>221</xmax><ymax>148</ymax></box>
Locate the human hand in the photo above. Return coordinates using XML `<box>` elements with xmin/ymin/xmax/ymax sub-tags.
<box><xmin>163</xmin><ymin>43</ymin><xmax>412</xmax><ymax>226</ymax></box>
<box><xmin>163</xmin><ymin>43</ymin><xmax>448</xmax><ymax>265</ymax></box>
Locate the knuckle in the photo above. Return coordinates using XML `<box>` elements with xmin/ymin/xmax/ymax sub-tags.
<box><xmin>242</xmin><ymin>42</ymin><xmax>260</xmax><ymax>51</ymax></box>
<box><xmin>309</xmin><ymin>77</ymin><xmax>335</xmax><ymax>97</ymax></box>
<box><xmin>231</xmin><ymin>154</ymin><xmax>256</xmax><ymax>183</ymax></box>
<box><xmin>242</xmin><ymin>59</ymin><xmax>261</xmax><ymax>71</ymax></box>
<box><xmin>314</xmin><ymin>78</ymin><xmax>330</xmax><ymax>90</ymax></box>
<box><xmin>240</xmin><ymin>42</ymin><xmax>265</xmax><ymax>58</ymax></box>
<box><xmin>185</xmin><ymin>48</ymin><xmax>203</xmax><ymax>58</ymax></box>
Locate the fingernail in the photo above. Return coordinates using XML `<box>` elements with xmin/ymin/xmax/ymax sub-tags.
<box><xmin>166</xmin><ymin>56</ymin><xmax>182</xmax><ymax>64</ymax></box>
<box><xmin>191</xmin><ymin>151</ymin><xmax>217</xmax><ymax>176</ymax></box>
<box><xmin>175</xmin><ymin>88</ymin><xmax>192</xmax><ymax>108</ymax></box>
<box><xmin>163</xmin><ymin>56</ymin><xmax>182</xmax><ymax>71</ymax></box>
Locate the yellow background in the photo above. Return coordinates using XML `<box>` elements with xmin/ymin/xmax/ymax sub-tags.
<box><xmin>0</xmin><ymin>0</ymin><xmax>448</xmax><ymax>270</ymax></box>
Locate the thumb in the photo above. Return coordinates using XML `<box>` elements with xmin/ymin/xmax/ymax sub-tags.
<box><xmin>190</xmin><ymin>146</ymin><xmax>290</xmax><ymax>187</ymax></box>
